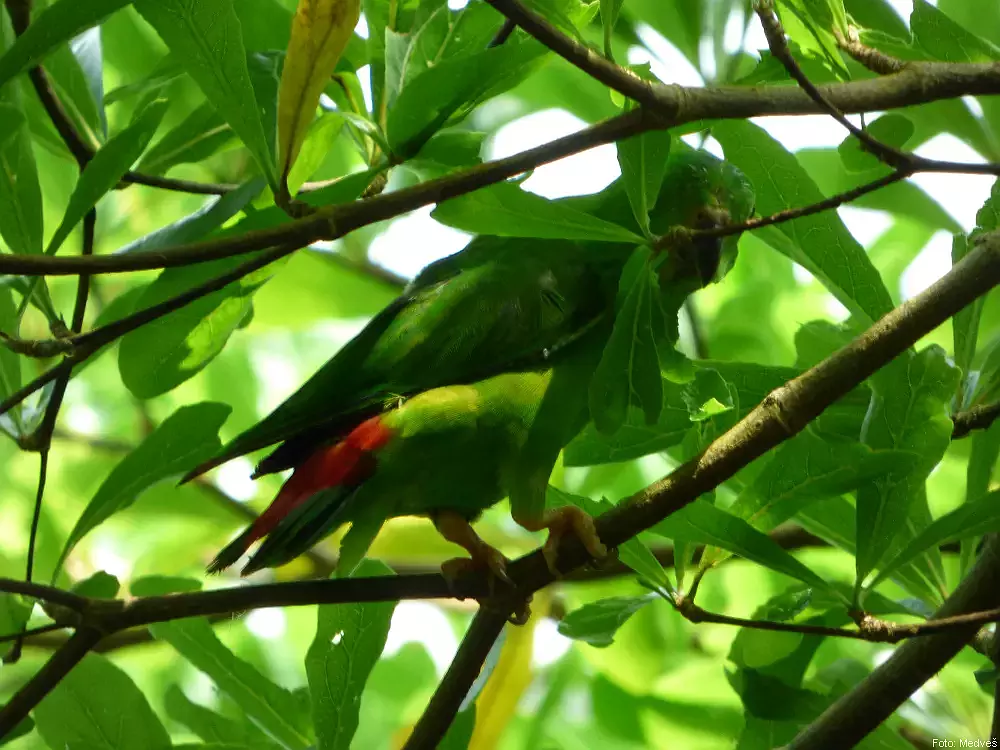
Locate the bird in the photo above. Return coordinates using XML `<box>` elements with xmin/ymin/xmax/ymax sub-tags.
<box><xmin>182</xmin><ymin>147</ymin><xmax>754</xmax><ymax>582</ymax></box>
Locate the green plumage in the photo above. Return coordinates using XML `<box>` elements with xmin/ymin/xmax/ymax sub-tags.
<box><xmin>191</xmin><ymin>149</ymin><xmax>755</xmax><ymax>576</ymax></box>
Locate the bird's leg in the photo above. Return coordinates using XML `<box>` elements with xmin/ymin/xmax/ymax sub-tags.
<box><xmin>514</xmin><ymin>506</ymin><xmax>608</xmax><ymax>576</ymax></box>
<box><xmin>434</xmin><ymin>511</ymin><xmax>512</xmax><ymax>589</ymax></box>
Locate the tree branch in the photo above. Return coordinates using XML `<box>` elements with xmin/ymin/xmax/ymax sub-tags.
<box><xmin>402</xmin><ymin>609</ymin><xmax>509</xmax><ymax>750</ymax></box>
<box><xmin>0</xmin><ymin>628</ymin><xmax>102</xmax><ymax>736</ymax></box>
<box><xmin>1</xmin><ymin>231</ymin><xmax>997</xmax><ymax>732</ymax></box>
<box><xmin>786</xmin><ymin>536</ymin><xmax>1000</xmax><ymax>749</ymax></box>
<box><xmin>952</xmin><ymin>401</ymin><xmax>1000</xmax><ymax>439</ymax></box>
<box><xmin>0</xmin><ymin>60</ymin><xmax>998</xmax><ymax>279</ymax></box>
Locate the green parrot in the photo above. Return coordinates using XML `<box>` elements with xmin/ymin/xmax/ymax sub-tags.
<box><xmin>184</xmin><ymin>148</ymin><xmax>754</xmax><ymax>580</ymax></box>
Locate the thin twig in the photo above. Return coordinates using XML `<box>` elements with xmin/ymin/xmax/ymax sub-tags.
<box><xmin>0</xmin><ymin>628</ymin><xmax>103</xmax><ymax>736</ymax></box>
<box><xmin>952</xmin><ymin>401</ymin><xmax>1000</xmax><ymax>439</ymax></box>
<box><xmin>0</xmin><ymin>244</ymin><xmax>296</xmax><ymax>420</ymax></box>
<box><xmin>0</xmin><ymin>578</ymin><xmax>88</xmax><ymax>611</ymax></box>
<box><xmin>835</xmin><ymin>27</ymin><xmax>907</xmax><ymax>75</ymax></box>
<box><xmin>121</xmin><ymin>171</ymin><xmax>237</xmax><ymax>196</ymax></box>
<box><xmin>787</xmin><ymin>536</ymin><xmax>1000</xmax><ymax>749</ymax></box>
<box><xmin>1</xmin><ymin>233</ymin><xmax>997</xmax><ymax>732</ymax></box>
<box><xmin>403</xmin><ymin>610</ymin><xmax>509</xmax><ymax>749</ymax></box>
<box><xmin>484</xmin><ymin>0</ymin><xmax>663</xmax><ymax>109</ymax></box>
<box><xmin>3</xmin><ymin>59</ymin><xmax>1000</xmax><ymax>279</ymax></box>
<box><xmin>754</xmin><ymin>0</ymin><xmax>911</xmax><ymax>169</ymax></box>
<box><xmin>0</xmin><ymin>623</ymin><xmax>66</xmax><ymax>645</ymax></box>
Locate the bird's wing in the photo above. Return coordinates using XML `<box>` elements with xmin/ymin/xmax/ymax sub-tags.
<box><xmin>184</xmin><ymin>237</ymin><xmax>621</xmax><ymax>480</ymax></box>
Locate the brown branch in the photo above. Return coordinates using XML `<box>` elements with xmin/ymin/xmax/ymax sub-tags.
<box><xmin>0</xmin><ymin>628</ymin><xmax>102</xmax><ymax>736</ymax></box>
<box><xmin>952</xmin><ymin>401</ymin><xmax>1000</xmax><ymax>439</ymax></box>
<box><xmin>677</xmin><ymin>599</ymin><xmax>1000</xmax><ymax>645</ymax></box>
<box><xmin>787</xmin><ymin>536</ymin><xmax>1000</xmax><ymax>749</ymax></box>
<box><xmin>0</xmin><ymin>578</ymin><xmax>88</xmax><ymax>611</ymax></box>
<box><xmin>0</xmin><ymin>244</ymin><xmax>295</xmax><ymax>420</ymax></box>
<box><xmin>0</xmin><ymin>623</ymin><xmax>65</xmax><ymax>645</ymax></box>
<box><xmin>836</xmin><ymin>27</ymin><xmax>906</xmax><ymax>75</ymax></box>
<box><xmin>484</xmin><ymin>0</ymin><xmax>662</xmax><ymax>109</ymax></box>
<box><xmin>8</xmin><ymin>211</ymin><xmax>97</xmax><ymax>664</ymax></box>
<box><xmin>754</xmin><ymin>0</ymin><xmax>911</xmax><ymax>170</ymax></box>
<box><xmin>1</xmin><ymin>230</ymin><xmax>997</xmax><ymax>731</ymax></box>
<box><xmin>402</xmin><ymin>609</ymin><xmax>509</xmax><ymax>750</ymax></box>
<box><xmin>121</xmin><ymin>171</ymin><xmax>236</xmax><ymax>196</ymax></box>
<box><xmin>1</xmin><ymin>60</ymin><xmax>999</xmax><ymax>280</ymax></box>
<box><xmin>396</xmin><ymin>231</ymin><xmax>1000</xmax><ymax>740</ymax></box>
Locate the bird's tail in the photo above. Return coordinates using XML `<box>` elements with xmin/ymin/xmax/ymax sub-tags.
<box><xmin>207</xmin><ymin>415</ymin><xmax>394</xmax><ymax>575</ymax></box>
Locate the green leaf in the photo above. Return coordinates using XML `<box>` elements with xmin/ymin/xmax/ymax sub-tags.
<box><xmin>34</xmin><ymin>653</ymin><xmax>172</xmax><ymax>750</ymax></box>
<box><xmin>55</xmin><ymin>403</ymin><xmax>231</xmax><ymax>573</ymax></box>
<box><xmin>0</xmin><ymin>0</ymin><xmax>132</xmax><ymax>90</ymax></box>
<box><xmin>43</xmin><ymin>36</ymin><xmax>105</xmax><ymax>146</ymax></box>
<box><xmin>164</xmin><ymin>685</ymin><xmax>277</xmax><ymax>749</ymax></box>
<box><xmin>70</xmin><ymin>570</ymin><xmax>120</xmax><ymax>599</ymax></box>
<box><xmin>0</xmin><ymin>284</ymin><xmax>22</xmax><ymax>436</ymax></box>
<box><xmin>440</xmin><ymin>707</ymin><xmax>476</xmax><ymax>750</ymax></box>
<box><xmin>652</xmin><ymin>500</ymin><xmax>836</xmax><ymax>593</ymax></box>
<box><xmin>911</xmin><ymin>0</ymin><xmax>1000</xmax><ymax>62</ymax></box>
<box><xmin>713</xmin><ymin>120</ymin><xmax>894</xmax><ymax>324</ymax></box>
<box><xmin>45</xmin><ymin>97</ymin><xmax>168</xmax><ymax>255</ymax></box>
<box><xmin>134</xmin><ymin>0</ymin><xmax>278</xmax><ymax>185</ymax></box>
<box><xmin>589</xmin><ymin>247</ymin><xmax>666</xmax><ymax>434</ymax></box>
<box><xmin>600</xmin><ymin>0</ymin><xmax>626</xmax><ymax>57</ymax></box>
<box><xmin>565</xmin><ymin>367</ymin><xmax>733</xmax><ymax>466</ymax></box>
<box><xmin>838</xmin><ymin>114</ymin><xmax>914</xmax><ymax>172</ymax></box>
<box><xmin>432</xmin><ymin>180</ymin><xmax>643</xmax><ymax>243</ymax></box>
<box><xmin>856</xmin><ymin>347</ymin><xmax>959</xmax><ymax>594</ymax></box>
<box><xmin>731</xmin><ymin>429</ymin><xmax>917</xmax><ymax>532</ymax></box>
<box><xmin>135</xmin><ymin>576</ymin><xmax>311</xmax><ymax>750</ymax></box>
<box><xmin>0</xmin><ymin>593</ymin><xmax>31</xmax><ymax>660</ymax></box>
<box><xmin>117</xmin><ymin>251</ymin><xmax>282</xmax><ymax>399</ymax></box>
<box><xmin>382</xmin><ymin>2</ymin><xmax>502</xmax><ymax>115</ymax></box>
<box><xmin>0</xmin><ymin>716</ymin><xmax>32</xmax><ymax>747</ymax></box>
<box><xmin>0</xmin><ymin>14</ymin><xmax>43</xmax><ymax>257</ymax></box>
<box><xmin>117</xmin><ymin>178</ymin><xmax>264</xmax><ymax>255</ymax></box>
<box><xmin>617</xmin><ymin>124</ymin><xmax>672</xmax><ymax>235</ymax></box>
<box><xmin>307</xmin><ymin>559</ymin><xmax>396</xmax><ymax>750</ymax></box>
<box><xmin>776</xmin><ymin>0</ymin><xmax>850</xmax><ymax>79</ymax></box>
<box><xmin>952</xmin><ymin>233</ymin><xmax>984</xmax><ymax>379</ymax></box>
<box><xmin>137</xmin><ymin>102</ymin><xmax>235</xmax><ymax>176</ymax></box>
<box><xmin>557</xmin><ymin>594</ymin><xmax>656</xmax><ymax>647</ymax></box>
<box><xmin>872</xmin><ymin>490</ymin><xmax>1000</xmax><ymax>588</ymax></box>
<box><xmin>387</xmin><ymin>37</ymin><xmax>544</xmax><ymax>157</ymax></box>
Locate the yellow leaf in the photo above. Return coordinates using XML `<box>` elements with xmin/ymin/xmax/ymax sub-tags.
<box><xmin>277</xmin><ymin>0</ymin><xmax>360</xmax><ymax>183</ymax></box>
<box><xmin>468</xmin><ymin>591</ymin><xmax>548</xmax><ymax>750</ymax></box>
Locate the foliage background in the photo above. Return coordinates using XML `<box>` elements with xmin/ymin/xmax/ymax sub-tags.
<box><xmin>0</xmin><ymin>0</ymin><xmax>999</xmax><ymax>748</ymax></box>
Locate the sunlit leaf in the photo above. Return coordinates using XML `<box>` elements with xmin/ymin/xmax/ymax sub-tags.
<box><xmin>307</xmin><ymin>558</ymin><xmax>395</xmax><ymax>750</ymax></box>
<box><xmin>55</xmin><ymin>403</ymin><xmax>231</xmax><ymax>572</ymax></box>
<box><xmin>135</xmin><ymin>0</ymin><xmax>278</xmax><ymax>185</ymax></box>
<box><xmin>34</xmin><ymin>653</ymin><xmax>172</xmax><ymax>750</ymax></box>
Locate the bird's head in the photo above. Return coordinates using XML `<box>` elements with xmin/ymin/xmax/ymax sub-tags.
<box><xmin>648</xmin><ymin>148</ymin><xmax>754</xmax><ymax>291</ymax></box>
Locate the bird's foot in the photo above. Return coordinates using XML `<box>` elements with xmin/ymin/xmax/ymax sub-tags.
<box><xmin>434</xmin><ymin>511</ymin><xmax>515</xmax><ymax>594</ymax></box>
<box><xmin>440</xmin><ymin>552</ymin><xmax>531</xmax><ymax>625</ymax></box>
<box><xmin>521</xmin><ymin>506</ymin><xmax>608</xmax><ymax>577</ymax></box>
<box><xmin>440</xmin><ymin>548</ymin><xmax>512</xmax><ymax>594</ymax></box>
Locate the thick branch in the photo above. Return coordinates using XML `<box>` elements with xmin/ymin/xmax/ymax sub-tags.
<box><xmin>403</xmin><ymin>610</ymin><xmax>509</xmax><ymax>750</ymax></box>
<box><xmin>786</xmin><ymin>535</ymin><xmax>1000</xmax><ymax>749</ymax></box>
<box><xmin>2</xmin><ymin>233</ymin><xmax>997</xmax><ymax>734</ymax></box>
<box><xmin>0</xmin><ymin>62</ymin><xmax>998</xmax><ymax>278</ymax></box>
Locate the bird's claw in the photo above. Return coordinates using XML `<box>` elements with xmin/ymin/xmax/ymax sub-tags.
<box><xmin>441</xmin><ymin>547</ymin><xmax>512</xmax><ymax>598</ymax></box>
<box><xmin>541</xmin><ymin>506</ymin><xmax>608</xmax><ymax>577</ymax></box>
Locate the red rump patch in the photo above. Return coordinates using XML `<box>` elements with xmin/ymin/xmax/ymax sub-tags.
<box><xmin>243</xmin><ymin>416</ymin><xmax>394</xmax><ymax>545</ymax></box>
